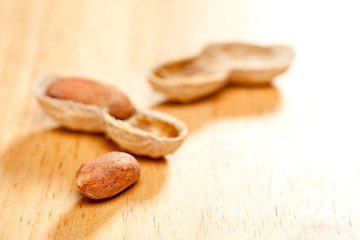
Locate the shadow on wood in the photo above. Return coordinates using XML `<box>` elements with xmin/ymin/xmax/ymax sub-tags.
<box><xmin>151</xmin><ymin>85</ymin><xmax>282</xmax><ymax>134</ymax></box>
<box><xmin>49</xmin><ymin>156</ymin><xmax>168</xmax><ymax>239</ymax></box>
<box><xmin>0</xmin><ymin>128</ymin><xmax>168</xmax><ymax>239</ymax></box>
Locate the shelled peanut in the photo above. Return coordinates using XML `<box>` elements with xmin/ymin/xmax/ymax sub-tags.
<box><xmin>75</xmin><ymin>152</ymin><xmax>140</xmax><ymax>199</ymax></box>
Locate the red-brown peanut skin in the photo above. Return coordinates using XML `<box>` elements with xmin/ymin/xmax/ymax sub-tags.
<box><xmin>75</xmin><ymin>152</ymin><xmax>140</xmax><ymax>199</ymax></box>
<box><xmin>46</xmin><ymin>77</ymin><xmax>134</xmax><ymax>120</ymax></box>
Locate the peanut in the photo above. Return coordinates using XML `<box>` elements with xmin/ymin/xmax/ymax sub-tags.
<box><xmin>75</xmin><ymin>152</ymin><xmax>140</xmax><ymax>199</ymax></box>
<box><xmin>46</xmin><ymin>77</ymin><xmax>134</xmax><ymax>119</ymax></box>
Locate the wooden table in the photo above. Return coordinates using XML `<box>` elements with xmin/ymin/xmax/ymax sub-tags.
<box><xmin>1</xmin><ymin>0</ymin><xmax>360</xmax><ymax>239</ymax></box>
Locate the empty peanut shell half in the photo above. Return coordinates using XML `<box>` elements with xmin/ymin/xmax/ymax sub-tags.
<box><xmin>148</xmin><ymin>42</ymin><xmax>295</xmax><ymax>102</ymax></box>
<box><xmin>102</xmin><ymin>108</ymin><xmax>187</xmax><ymax>158</ymax></box>
<box><xmin>201</xmin><ymin>42</ymin><xmax>295</xmax><ymax>85</ymax></box>
<box><xmin>148</xmin><ymin>57</ymin><xmax>228</xmax><ymax>102</ymax></box>
<box><xmin>34</xmin><ymin>74</ymin><xmax>188</xmax><ymax>157</ymax></box>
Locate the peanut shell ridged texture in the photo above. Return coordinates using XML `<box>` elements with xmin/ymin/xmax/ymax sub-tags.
<box><xmin>102</xmin><ymin>109</ymin><xmax>188</xmax><ymax>158</ymax></box>
<box><xmin>75</xmin><ymin>152</ymin><xmax>140</xmax><ymax>199</ymax></box>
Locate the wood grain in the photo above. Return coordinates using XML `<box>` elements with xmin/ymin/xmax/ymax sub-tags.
<box><xmin>1</xmin><ymin>0</ymin><xmax>360</xmax><ymax>239</ymax></box>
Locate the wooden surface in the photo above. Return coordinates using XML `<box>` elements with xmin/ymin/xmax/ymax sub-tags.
<box><xmin>1</xmin><ymin>0</ymin><xmax>360</xmax><ymax>239</ymax></box>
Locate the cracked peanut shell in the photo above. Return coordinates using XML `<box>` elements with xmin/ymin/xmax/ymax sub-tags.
<box><xmin>34</xmin><ymin>74</ymin><xmax>188</xmax><ymax>158</ymax></box>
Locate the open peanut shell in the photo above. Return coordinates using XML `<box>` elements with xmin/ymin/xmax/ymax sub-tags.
<box><xmin>148</xmin><ymin>57</ymin><xmax>228</xmax><ymax>102</ymax></box>
<box><xmin>34</xmin><ymin>74</ymin><xmax>104</xmax><ymax>132</ymax></box>
<box><xmin>102</xmin><ymin>108</ymin><xmax>187</xmax><ymax>158</ymax></box>
<box><xmin>201</xmin><ymin>43</ymin><xmax>295</xmax><ymax>85</ymax></box>
<box><xmin>34</xmin><ymin>74</ymin><xmax>188</xmax><ymax>158</ymax></box>
<box><xmin>148</xmin><ymin>42</ymin><xmax>295</xmax><ymax>102</ymax></box>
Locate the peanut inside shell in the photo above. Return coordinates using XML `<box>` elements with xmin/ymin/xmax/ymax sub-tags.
<box><xmin>34</xmin><ymin>74</ymin><xmax>188</xmax><ymax>157</ymax></box>
<box><xmin>46</xmin><ymin>77</ymin><xmax>134</xmax><ymax>120</ymax></box>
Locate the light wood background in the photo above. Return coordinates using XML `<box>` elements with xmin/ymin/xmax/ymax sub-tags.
<box><xmin>1</xmin><ymin>0</ymin><xmax>360</xmax><ymax>239</ymax></box>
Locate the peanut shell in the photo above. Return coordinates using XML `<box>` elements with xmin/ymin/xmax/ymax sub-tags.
<box><xmin>202</xmin><ymin>43</ymin><xmax>295</xmax><ymax>85</ymax></box>
<box><xmin>149</xmin><ymin>57</ymin><xmax>227</xmax><ymax>102</ymax></box>
<box><xmin>34</xmin><ymin>74</ymin><xmax>188</xmax><ymax>157</ymax></box>
<box><xmin>34</xmin><ymin>74</ymin><xmax>104</xmax><ymax>132</ymax></box>
<box><xmin>102</xmin><ymin>108</ymin><xmax>188</xmax><ymax>158</ymax></box>
<box><xmin>148</xmin><ymin>42</ymin><xmax>295</xmax><ymax>102</ymax></box>
<box><xmin>46</xmin><ymin>77</ymin><xmax>134</xmax><ymax>119</ymax></box>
